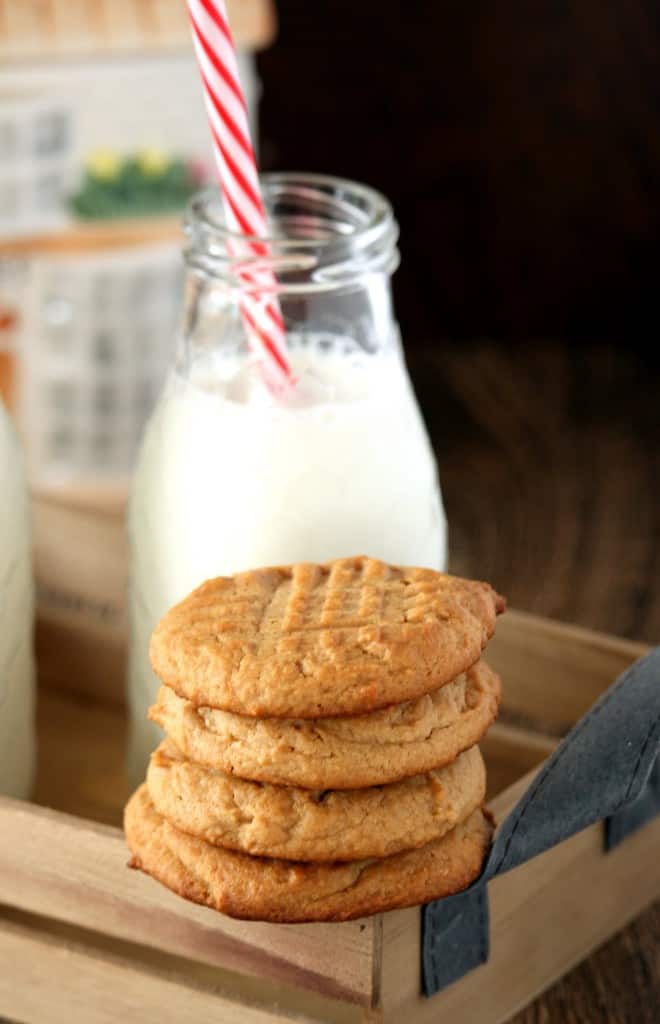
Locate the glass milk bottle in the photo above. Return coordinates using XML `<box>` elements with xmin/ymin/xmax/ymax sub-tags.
<box><xmin>0</xmin><ymin>398</ymin><xmax>35</xmax><ymax>799</ymax></box>
<box><xmin>128</xmin><ymin>173</ymin><xmax>448</xmax><ymax>782</ymax></box>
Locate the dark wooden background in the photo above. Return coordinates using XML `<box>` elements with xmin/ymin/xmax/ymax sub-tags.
<box><xmin>259</xmin><ymin>0</ymin><xmax>660</xmax><ymax>342</ymax></box>
<box><xmin>259</xmin><ymin>6</ymin><xmax>660</xmax><ymax>1020</ymax></box>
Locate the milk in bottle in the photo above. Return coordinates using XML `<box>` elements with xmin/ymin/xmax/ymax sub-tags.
<box><xmin>0</xmin><ymin>398</ymin><xmax>35</xmax><ymax>799</ymax></box>
<box><xmin>128</xmin><ymin>175</ymin><xmax>448</xmax><ymax>783</ymax></box>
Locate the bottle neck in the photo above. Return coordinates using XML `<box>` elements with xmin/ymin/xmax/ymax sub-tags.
<box><xmin>178</xmin><ymin>174</ymin><xmax>401</xmax><ymax>377</ymax></box>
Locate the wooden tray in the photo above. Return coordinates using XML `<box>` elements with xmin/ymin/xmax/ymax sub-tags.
<box><xmin>1</xmin><ymin>599</ymin><xmax>658</xmax><ymax>1023</ymax></box>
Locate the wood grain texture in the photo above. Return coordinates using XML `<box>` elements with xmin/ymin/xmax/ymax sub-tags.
<box><xmin>33</xmin><ymin>689</ymin><xmax>128</xmax><ymax>826</ymax></box>
<box><xmin>32</xmin><ymin>490</ymin><xmax>128</xmax><ymax>705</ymax></box>
<box><xmin>411</xmin><ymin>341</ymin><xmax>660</xmax><ymax>642</ymax></box>
<box><xmin>487</xmin><ymin>610</ymin><xmax>648</xmax><ymax>733</ymax></box>
<box><xmin>0</xmin><ymin>908</ymin><xmax>366</xmax><ymax>1024</ymax></box>
<box><xmin>0</xmin><ymin>797</ymin><xmax>378</xmax><ymax>1006</ymax></box>
<box><xmin>0</xmin><ymin>915</ymin><xmax>298</xmax><ymax>1024</ymax></box>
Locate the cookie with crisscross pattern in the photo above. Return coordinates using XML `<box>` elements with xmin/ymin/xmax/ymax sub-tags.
<box><xmin>149</xmin><ymin>556</ymin><xmax>505</xmax><ymax>718</ymax></box>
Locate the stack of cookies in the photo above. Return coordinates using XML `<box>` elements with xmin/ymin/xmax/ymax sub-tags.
<box><xmin>125</xmin><ymin>556</ymin><xmax>505</xmax><ymax>922</ymax></box>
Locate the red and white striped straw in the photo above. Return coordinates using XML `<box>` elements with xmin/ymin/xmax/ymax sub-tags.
<box><xmin>185</xmin><ymin>0</ymin><xmax>293</xmax><ymax>390</ymax></box>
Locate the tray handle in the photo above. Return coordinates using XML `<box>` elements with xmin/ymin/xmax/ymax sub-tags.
<box><xmin>423</xmin><ymin>646</ymin><xmax>660</xmax><ymax>996</ymax></box>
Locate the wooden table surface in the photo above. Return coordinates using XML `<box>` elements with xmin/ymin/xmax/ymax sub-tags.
<box><xmin>408</xmin><ymin>339</ymin><xmax>659</xmax><ymax>1023</ymax></box>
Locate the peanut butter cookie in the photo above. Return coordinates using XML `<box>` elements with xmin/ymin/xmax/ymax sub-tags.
<box><xmin>149</xmin><ymin>557</ymin><xmax>505</xmax><ymax>718</ymax></box>
<box><xmin>125</xmin><ymin>784</ymin><xmax>492</xmax><ymax>922</ymax></box>
<box><xmin>146</xmin><ymin>741</ymin><xmax>486</xmax><ymax>861</ymax></box>
<box><xmin>150</xmin><ymin>660</ymin><xmax>501</xmax><ymax>789</ymax></box>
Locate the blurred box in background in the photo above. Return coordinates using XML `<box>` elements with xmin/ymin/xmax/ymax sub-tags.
<box><xmin>0</xmin><ymin>0</ymin><xmax>276</xmax><ymax>491</ymax></box>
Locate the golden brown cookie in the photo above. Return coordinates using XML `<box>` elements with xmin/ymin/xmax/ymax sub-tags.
<box><xmin>125</xmin><ymin>785</ymin><xmax>492</xmax><ymax>922</ymax></box>
<box><xmin>149</xmin><ymin>556</ymin><xmax>505</xmax><ymax>718</ymax></box>
<box><xmin>149</xmin><ymin>660</ymin><xmax>501</xmax><ymax>790</ymax></box>
<box><xmin>146</xmin><ymin>740</ymin><xmax>486</xmax><ymax>862</ymax></box>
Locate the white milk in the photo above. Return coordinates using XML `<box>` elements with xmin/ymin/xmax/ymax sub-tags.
<box><xmin>0</xmin><ymin>399</ymin><xmax>35</xmax><ymax>799</ymax></box>
<box><xmin>127</xmin><ymin>335</ymin><xmax>447</xmax><ymax>782</ymax></box>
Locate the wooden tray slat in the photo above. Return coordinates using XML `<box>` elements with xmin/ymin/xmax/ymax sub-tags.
<box><xmin>0</xmin><ymin>797</ymin><xmax>377</xmax><ymax>1007</ymax></box>
<box><xmin>487</xmin><ymin>609</ymin><xmax>648</xmax><ymax>732</ymax></box>
<box><xmin>0</xmin><ymin>915</ymin><xmax>300</xmax><ymax>1024</ymax></box>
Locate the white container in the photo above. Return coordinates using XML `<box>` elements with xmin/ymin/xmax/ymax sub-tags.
<box><xmin>127</xmin><ymin>175</ymin><xmax>448</xmax><ymax>782</ymax></box>
<box><xmin>0</xmin><ymin>397</ymin><xmax>35</xmax><ymax>799</ymax></box>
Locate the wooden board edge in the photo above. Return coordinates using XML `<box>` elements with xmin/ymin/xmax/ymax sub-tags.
<box><xmin>0</xmin><ymin>796</ymin><xmax>376</xmax><ymax>1007</ymax></box>
<box><xmin>487</xmin><ymin>609</ymin><xmax>648</xmax><ymax>731</ymax></box>
<box><xmin>0</xmin><ymin>913</ymin><xmax>302</xmax><ymax>1024</ymax></box>
<box><xmin>498</xmin><ymin>608</ymin><xmax>649</xmax><ymax>663</ymax></box>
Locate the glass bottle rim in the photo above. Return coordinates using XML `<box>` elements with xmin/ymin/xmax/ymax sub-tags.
<box><xmin>183</xmin><ymin>172</ymin><xmax>400</xmax><ymax>294</ymax></box>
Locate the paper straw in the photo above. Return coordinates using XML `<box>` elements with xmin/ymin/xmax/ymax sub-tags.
<box><xmin>186</xmin><ymin>0</ymin><xmax>292</xmax><ymax>389</ymax></box>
